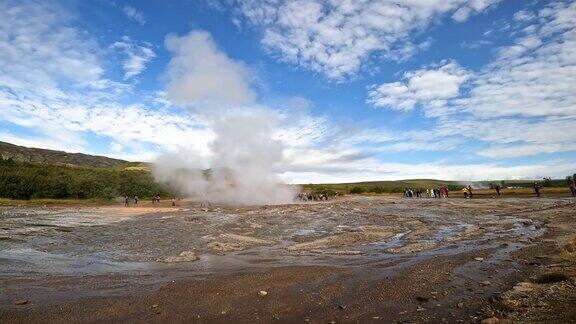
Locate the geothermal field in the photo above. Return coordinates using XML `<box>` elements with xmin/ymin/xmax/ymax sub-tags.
<box><xmin>1</xmin><ymin>195</ymin><xmax>575</xmax><ymax>323</ymax></box>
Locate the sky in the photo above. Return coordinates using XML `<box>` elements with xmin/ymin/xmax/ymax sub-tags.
<box><xmin>0</xmin><ymin>0</ymin><xmax>575</xmax><ymax>183</ymax></box>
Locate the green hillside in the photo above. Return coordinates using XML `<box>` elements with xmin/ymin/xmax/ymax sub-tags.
<box><xmin>0</xmin><ymin>157</ymin><xmax>171</xmax><ymax>200</ymax></box>
<box><xmin>0</xmin><ymin>141</ymin><xmax>130</xmax><ymax>168</ymax></box>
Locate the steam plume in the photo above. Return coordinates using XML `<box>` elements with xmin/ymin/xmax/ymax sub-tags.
<box><xmin>153</xmin><ymin>30</ymin><xmax>298</xmax><ymax>205</ymax></box>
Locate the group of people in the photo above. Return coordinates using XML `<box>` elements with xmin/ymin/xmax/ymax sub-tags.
<box><xmin>403</xmin><ymin>187</ymin><xmax>450</xmax><ymax>198</ymax></box>
<box><xmin>297</xmin><ymin>193</ymin><xmax>332</xmax><ymax>201</ymax></box>
<box><xmin>403</xmin><ymin>188</ymin><xmax>422</xmax><ymax>198</ymax></box>
<box><xmin>124</xmin><ymin>195</ymin><xmax>139</xmax><ymax>207</ymax></box>
<box><xmin>124</xmin><ymin>195</ymin><xmax>177</xmax><ymax>206</ymax></box>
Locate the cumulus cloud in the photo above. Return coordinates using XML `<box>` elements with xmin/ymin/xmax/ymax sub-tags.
<box><xmin>367</xmin><ymin>1</ymin><xmax>576</xmax><ymax>159</ymax></box>
<box><xmin>1</xmin><ymin>0</ymin><xmax>572</xmax><ymax>185</ymax></box>
<box><xmin>0</xmin><ymin>0</ymin><xmax>106</xmax><ymax>92</ymax></box>
<box><xmin>0</xmin><ymin>0</ymin><xmax>211</xmax><ymax>158</ymax></box>
<box><xmin>233</xmin><ymin>0</ymin><xmax>502</xmax><ymax>80</ymax></box>
<box><xmin>367</xmin><ymin>61</ymin><xmax>470</xmax><ymax>112</ymax></box>
<box><xmin>455</xmin><ymin>1</ymin><xmax>576</xmax><ymax>119</ymax></box>
<box><xmin>164</xmin><ymin>31</ymin><xmax>255</xmax><ymax>106</ymax></box>
<box><xmin>123</xmin><ymin>6</ymin><xmax>145</xmax><ymax>25</ymax></box>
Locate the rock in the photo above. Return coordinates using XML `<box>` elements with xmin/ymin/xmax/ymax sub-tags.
<box><xmin>513</xmin><ymin>281</ymin><xmax>535</xmax><ymax>293</ymax></box>
<box><xmin>478</xmin><ymin>281</ymin><xmax>491</xmax><ymax>287</ymax></box>
<box><xmin>160</xmin><ymin>251</ymin><xmax>198</xmax><ymax>263</ymax></box>
<box><xmin>151</xmin><ymin>304</ymin><xmax>159</xmax><ymax>308</ymax></box>
<box><xmin>481</xmin><ymin>317</ymin><xmax>511</xmax><ymax>324</ymax></box>
<box><xmin>474</xmin><ymin>257</ymin><xmax>485</xmax><ymax>261</ymax></box>
<box><xmin>14</xmin><ymin>299</ymin><xmax>28</xmax><ymax>305</ymax></box>
<box><xmin>258</xmin><ymin>290</ymin><xmax>268</xmax><ymax>296</ymax></box>
<box><xmin>416</xmin><ymin>296</ymin><xmax>429</xmax><ymax>303</ymax></box>
<box><xmin>208</xmin><ymin>241</ymin><xmax>244</xmax><ymax>253</ymax></box>
<box><xmin>457</xmin><ymin>302</ymin><xmax>464</xmax><ymax>308</ymax></box>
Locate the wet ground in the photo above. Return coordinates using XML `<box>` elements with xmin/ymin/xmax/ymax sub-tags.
<box><xmin>0</xmin><ymin>195</ymin><xmax>575</xmax><ymax>323</ymax></box>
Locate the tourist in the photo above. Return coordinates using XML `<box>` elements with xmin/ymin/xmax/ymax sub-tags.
<box><xmin>533</xmin><ymin>182</ymin><xmax>541</xmax><ymax>197</ymax></box>
<box><xmin>568</xmin><ymin>177</ymin><xmax>576</xmax><ymax>197</ymax></box>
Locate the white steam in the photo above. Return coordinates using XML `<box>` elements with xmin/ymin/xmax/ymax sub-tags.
<box><xmin>153</xmin><ymin>30</ymin><xmax>298</xmax><ymax>205</ymax></box>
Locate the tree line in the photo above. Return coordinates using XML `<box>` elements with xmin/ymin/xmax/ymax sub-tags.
<box><xmin>0</xmin><ymin>158</ymin><xmax>173</xmax><ymax>200</ymax></box>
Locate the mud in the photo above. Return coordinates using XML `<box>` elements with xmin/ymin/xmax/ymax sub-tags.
<box><xmin>0</xmin><ymin>195</ymin><xmax>574</xmax><ymax>323</ymax></box>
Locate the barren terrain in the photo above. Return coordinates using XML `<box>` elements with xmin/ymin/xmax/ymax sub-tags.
<box><xmin>0</xmin><ymin>195</ymin><xmax>575</xmax><ymax>323</ymax></box>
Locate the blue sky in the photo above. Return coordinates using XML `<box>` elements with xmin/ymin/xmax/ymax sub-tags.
<box><xmin>0</xmin><ymin>0</ymin><xmax>575</xmax><ymax>183</ymax></box>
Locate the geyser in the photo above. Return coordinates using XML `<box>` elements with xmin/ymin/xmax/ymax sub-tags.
<box><xmin>152</xmin><ymin>30</ymin><xmax>298</xmax><ymax>205</ymax></box>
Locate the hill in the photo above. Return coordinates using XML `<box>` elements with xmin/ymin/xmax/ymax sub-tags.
<box><xmin>0</xmin><ymin>157</ymin><xmax>170</xmax><ymax>200</ymax></box>
<box><xmin>302</xmin><ymin>177</ymin><xmax>570</xmax><ymax>195</ymax></box>
<box><xmin>0</xmin><ymin>141</ymin><xmax>130</xmax><ymax>168</ymax></box>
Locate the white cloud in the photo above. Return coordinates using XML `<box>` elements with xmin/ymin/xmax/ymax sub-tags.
<box><xmin>0</xmin><ymin>0</ymin><xmax>106</xmax><ymax>93</ymax></box>
<box><xmin>123</xmin><ymin>6</ymin><xmax>145</xmax><ymax>25</ymax></box>
<box><xmin>452</xmin><ymin>0</ymin><xmax>500</xmax><ymax>22</ymax></box>
<box><xmin>367</xmin><ymin>1</ymin><xmax>576</xmax><ymax>159</ymax></box>
<box><xmin>112</xmin><ymin>36</ymin><xmax>156</xmax><ymax>80</ymax></box>
<box><xmin>0</xmin><ymin>1</ymin><xmax>213</xmax><ymax>160</ymax></box>
<box><xmin>234</xmin><ymin>0</ymin><xmax>502</xmax><ymax>80</ymax></box>
<box><xmin>1</xmin><ymin>0</ymin><xmax>573</xmax><ymax>185</ymax></box>
<box><xmin>367</xmin><ymin>61</ymin><xmax>469</xmax><ymax>112</ymax></box>
<box><xmin>280</xmin><ymin>154</ymin><xmax>575</xmax><ymax>184</ymax></box>
<box><xmin>455</xmin><ymin>2</ymin><xmax>576</xmax><ymax>119</ymax></box>
<box><xmin>164</xmin><ymin>30</ymin><xmax>255</xmax><ymax>106</ymax></box>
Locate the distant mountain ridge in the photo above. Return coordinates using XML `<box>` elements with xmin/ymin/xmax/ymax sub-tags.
<box><xmin>0</xmin><ymin>141</ymin><xmax>130</xmax><ymax>168</ymax></box>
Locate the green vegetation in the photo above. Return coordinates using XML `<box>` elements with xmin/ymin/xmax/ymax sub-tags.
<box><xmin>0</xmin><ymin>158</ymin><xmax>172</xmax><ymax>200</ymax></box>
<box><xmin>306</xmin><ymin>185</ymin><xmax>338</xmax><ymax>198</ymax></box>
<box><xmin>0</xmin><ymin>141</ymin><xmax>128</xmax><ymax>168</ymax></box>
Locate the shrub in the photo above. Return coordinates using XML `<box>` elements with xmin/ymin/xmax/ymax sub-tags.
<box><xmin>349</xmin><ymin>186</ymin><xmax>365</xmax><ymax>194</ymax></box>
